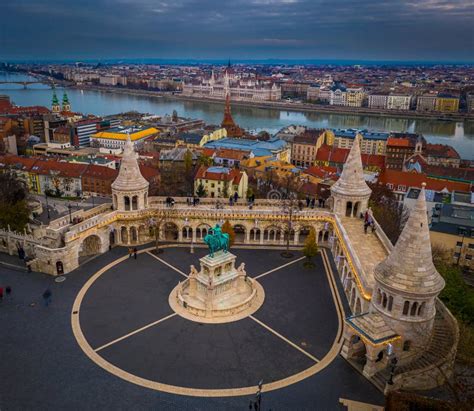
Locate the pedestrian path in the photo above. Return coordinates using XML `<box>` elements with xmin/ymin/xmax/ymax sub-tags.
<box><xmin>341</xmin><ymin>217</ymin><xmax>388</xmax><ymax>289</ymax></box>
<box><xmin>0</xmin><ymin>252</ymin><xmax>28</xmax><ymax>271</ymax></box>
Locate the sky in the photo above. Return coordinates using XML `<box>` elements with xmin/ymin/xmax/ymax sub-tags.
<box><xmin>1</xmin><ymin>0</ymin><xmax>473</xmax><ymax>62</ymax></box>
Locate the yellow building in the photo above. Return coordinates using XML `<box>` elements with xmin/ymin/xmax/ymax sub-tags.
<box><xmin>91</xmin><ymin>126</ymin><xmax>159</xmax><ymax>150</ymax></box>
<box><xmin>434</xmin><ymin>95</ymin><xmax>460</xmax><ymax>113</ymax></box>
<box><xmin>194</xmin><ymin>166</ymin><xmax>248</xmax><ymax>199</ymax></box>
<box><xmin>241</xmin><ymin>156</ymin><xmax>299</xmax><ymax>183</ymax></box>
<box><xmin>345</xmin><ymin>88</ymin><xmax>365</xmax><ymax>107</ymax></box>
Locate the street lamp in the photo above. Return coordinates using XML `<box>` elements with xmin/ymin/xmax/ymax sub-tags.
<box><xmin>249</xmin><ymin>380</ymin><xmax>263</xmax><ymax>411</ymax></box>
<box><xmin>387</xmin><ymin>356</ymin><xmax>398</xmax><ymax>385</ymax></box>
<box><xmin>68</xmin><ymin>202</ymin><xmax>72</xmax><ymax>224</ymax></box>
<box><xmin>44</xmin><ymin>192</ymin><xmax>50</xmax><ymax>220</ymax></box>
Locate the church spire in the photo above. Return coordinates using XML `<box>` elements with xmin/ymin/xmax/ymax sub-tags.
<box><xmin>62</xmin><ymin>92</ymin><xmax>71</xmax><ymax>112</ymax></box>
<box><xmin>374</xmin><ymin>183</ymin><xmax>445</xmax><ymax>295</ymax></box>
<box><xmin>221</xmin><ymin>92</ymin><xmax>243</xmax><ymax>138</ymax></box>
<box><xmin>330</xmin><ymin>134</ymin><xmax>371</xmax><ymax>198</ymax></box>
<box><xmin>51</xmin><ymin>88</ymin><xmax>60</xmax><ymax>113</ymax></box>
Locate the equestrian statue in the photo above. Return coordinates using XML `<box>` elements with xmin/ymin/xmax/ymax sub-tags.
<box><xmin>204</xmin><ymin>224</ymin><xmax>229</xmax><ymax>257</ymax></box>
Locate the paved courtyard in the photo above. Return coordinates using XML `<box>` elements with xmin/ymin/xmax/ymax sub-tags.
<box><xmin>0</xmin><ymin>245</ymin><xmax>383</xmax><ymax>410</ymax></box>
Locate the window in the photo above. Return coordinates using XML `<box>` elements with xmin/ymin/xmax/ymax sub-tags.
<box><xmin>403</xmin><ymin>301</ymin><xmax>409</xmax><ymax>315</ymax></box>
<box><xmin>387</xmin><ymin>183</ymin><xmax>394</xmax><ymax>190</ymax></box>
<box><xmin>410</xmin><ymin>302</ymin><xmax>418</xmax><ymax>316</ymax></box>
<box><xmin>403</xmin><ymin>340</ymin><xmax>411</xmax><ymax>351</ymax></box>
<box><xmin>468</xmin><ymin>243</ymin><xmax>474</xmax><ymax>249</ymax></box>
<box><xmin>456</xmin><ymin>241</ymin><xmax>463</xmax><ymax>247</ymax></box>
<box><xmin>388</xmin><ymin>296</ymin><xmax>393</xmax><ymax>312</ymax></box>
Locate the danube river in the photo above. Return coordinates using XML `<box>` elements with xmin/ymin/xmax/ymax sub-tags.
<box><xmin>1</xmin><ymin>72</ymin><xmax>473</xmax><ymax>159</ymax></box>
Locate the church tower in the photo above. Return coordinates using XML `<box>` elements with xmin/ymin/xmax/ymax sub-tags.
<box><xmin>62</xmin><ymin>92</ymin><xmax>71</xmax><ymax>112</ymax></box>
<box><xmin>221</xmin><ymin>93</ymin><xmax>243</xmax><ymax>138</ymax></box>
<box><xmin>330</xmin><ymin>134</ymin><xmax>371</xmax><ymax>217</ymax></box>
<box><xmin>371</xmin><ymin>184</ymin><xmax>445</xmax><ymax>359</ymax></box>
<box><xmin>111</xmin><ymin>134</ymin><xmax>149</xmax><ymax>211</ymax></box>
<box><xmin>51</xmin><ymin>89</ymin><xmax>61</xmax><ymax>113</ymax></box>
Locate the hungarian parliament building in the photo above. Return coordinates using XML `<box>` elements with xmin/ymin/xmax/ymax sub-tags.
<box><xmin>182</xmin><ymin>68</ymin><xmax>281</xmax><ymax>102</ymax></box>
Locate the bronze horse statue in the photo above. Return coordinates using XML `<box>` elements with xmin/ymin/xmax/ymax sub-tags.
<box><xmin>204</xmin><ymin>225</ymin><xmax>229</xmax><ymax>257</ymax></box>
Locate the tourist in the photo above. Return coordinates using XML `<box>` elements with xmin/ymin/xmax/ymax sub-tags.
<box><xmin>128</xmin><ymin>247</ymin><xmax>133</xmax><ymax>258</ymax></box>
<box><xmin>311</xmin><ymin>198</ymin><xmax>316</xmax><ymax>209</ymax></box>
<box><xmin>133</xmin><ymin>247</ymin><xmax>138</xmax><ymax>259</ymax></box>
<box><xmin>233</xmin><ymin>192</ymin><xmax>238</xmax><ymax>203</ymax></box>
<box><xmin>229</xmin><ymin>196</ymin><xmax>233</xmax><ymax>206</ymax></box>
<box><xmin>5</xmin><ymin>286</ymin><xmax>11</xmax><ymax>299</ymax></box>
<box><xmin>371</xmin><ymin>223</ymin><xmax>376</xmax><ymax>233</ymax></box>
<box><xmin>43</xmin><ymin>288</ymin><xmax>52</xmax><ymax>307</ymax></box>
<box><xmin>306</xmin><ymin>196</ymin><xmax>310</xmax><ymax>207</ymax></box>
<box><xmin>364</xmin><ymin>221</ymin><xmax>369</xmax><ymax>234</ymax></box>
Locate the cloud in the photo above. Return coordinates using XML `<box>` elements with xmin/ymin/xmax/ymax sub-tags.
<box><xmin>1</xmin><ymin>0</ymin><xmax>473</xmax><ymax>61</ymax></box>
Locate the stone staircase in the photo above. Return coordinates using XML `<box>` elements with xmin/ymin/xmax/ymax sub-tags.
<box><xmin>370</xmin><ymin>303</ymin><xmax>457</xmax><ymax>392</ymax></box>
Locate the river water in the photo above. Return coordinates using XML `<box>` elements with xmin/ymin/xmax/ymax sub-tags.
<box><xmin>1</xmin><ymin>72</ymin><xmax>473</xmax><ymax>159</ymax></box>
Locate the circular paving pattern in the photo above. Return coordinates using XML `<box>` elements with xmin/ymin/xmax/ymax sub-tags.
<box><xmin>72</xmin><ymin>246</ymin><xmax>344</xmax><ymax>397</ymax></box>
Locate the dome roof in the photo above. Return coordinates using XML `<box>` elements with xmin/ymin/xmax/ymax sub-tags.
<box><xmin>111</xmin><ymin>134</ymin><xmax>149</xmax><ymax>192</ymax></box>
<box><xmin>374</xmin><ymin>184</ymin><xmax>445</xmax><ymax>295</ymax></box>
<box><xmin>330</xmin><ymin>134</ymin><xmax>371</xmax><ymax>198</ymax></box>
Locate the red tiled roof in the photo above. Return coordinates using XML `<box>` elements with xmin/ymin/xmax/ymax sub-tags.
<box><xmin>195</xmin><ymin>165</ymin><xmax>243</xmax><ymax>185</ymax></box>
<box><xmin>31</xmin><ymin>160</ymin><xmax>88</xmax><ymax>178</ymax></box>
<box><xmin>83</xmin><ymin>164</ymin><xmax>118</xmax><ymax>180</ymax></box>
<box><xmin>138</xmin><ymin>165</ymin><xmax>160</xmax><ymax>182</ymax></box>
<box><xmin>3</xmin><ymin>106</ymin><xmax>50</xmax><ymax>115</ymax></box>
<box><xmin>214</xmin><ymin>148</ymin><xmax>251</xmax><ymax>161</ymax></box>
<box><xmin>304</xmin><ymin>165</ymin><xmax>338</xmax><ymax>179</ymax></box>
<box><xmin>0</xmin><ymin>155</ymin><xmax>39</xmax><ymax>171</ymax></box>
<box><xmin>387</xmin><ymin>137</ymin><xmax>411</xmax><ymax>147</ymax></box>
<box><xmin>377</xmin><ymin>169</ymin><xmax>471</xmax><ymax>192</ymax></box>
<box><xmin>425</xmin><ymin>143</ymin><xmax>460</xmax><ymax>159</ymax></box>
<box><xmin>316</xmin><ymin>144</ymin><xmax>385</xmax><ymax>168</ymax></box>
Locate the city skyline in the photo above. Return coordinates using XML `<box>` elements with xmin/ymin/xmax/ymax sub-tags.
<box><xmin>2</xmin><ymin>0</ymin><xmax>474</xmax><ymax>62</ymax></box>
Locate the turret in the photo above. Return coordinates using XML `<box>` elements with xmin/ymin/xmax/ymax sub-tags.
<box><xmin>330</xmin><ymin>134</ymin><xmax>371</xmax><ymax>217</ymax></box>
<box><xmin>62</xmin><ymin>92</ymin><xmax>71</xmax><ymax>112</ymax></box>
<box><xmin>111</xmin><ymin>134</ymin><xmax>149</xmax><ymax>211</ymax></box>
<box><xmin>51</xmin><ymin>89</ymin><xmax>60</xmax><ymax>113</ymax></box>
<box><xmin>371</xmin><ymin>184</ymin><xmax>445</xmax><ymax>357</ymax></box>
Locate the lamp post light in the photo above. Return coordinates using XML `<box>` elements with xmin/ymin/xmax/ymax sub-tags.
<box><xmin>44</xmin><ymin>192</ymin><xmax>50</xmax><ymax>221</ymax></box>
<box><xmin>387</xmin><ymin>356</ymin><xmax>398</xmax><ymax>385</ymax></box>
<box><xmin>68</xmin><ymin>202</ymin><xmax>72</xmax><ymax>224</ymax></box>
<box><xmin>249</xmin><ymin>380</ymin><xmax>263</xmax><ymax>411</ymax></box>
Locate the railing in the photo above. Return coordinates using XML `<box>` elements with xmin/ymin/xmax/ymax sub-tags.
<box><xmin>372</xmin><ymin>216</ymin><xmax>394</xmax><ymax>253</ymax></box>
<box><xmin>333</xmin><ymin>215</ymin><xmax>373</xmax><ymax>298</ymax></box>
<box><xmin>49</xmin><ymin>203</ymin><xmax>112</xmax><ymax>230</ymax></box>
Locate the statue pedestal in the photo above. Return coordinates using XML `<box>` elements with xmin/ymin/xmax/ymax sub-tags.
<box><xmin>170</xmin><ymin>251</ymin><xmax>264</xmax><ymax>323</ymax></box>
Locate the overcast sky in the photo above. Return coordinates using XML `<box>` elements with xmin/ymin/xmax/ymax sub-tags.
<box><xmin>1</xmin><ymin>0</ymin><xmax>473</xmax><ymax>62</ymax></box>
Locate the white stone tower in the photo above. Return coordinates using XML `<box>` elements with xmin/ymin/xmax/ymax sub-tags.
<box><xmin>371</xmin><ymin>184</ymin><xmax>445</xmax><ymax>360</ymax></box>
<box><xmin>111</xmin><ymin>134</ymin><xmax>149</xmax><ymax>211</ymax></box>
<box><xmin>330</xmin><ymin>134</ymin><xmax>371</xmax><ymax>217</ymax></box>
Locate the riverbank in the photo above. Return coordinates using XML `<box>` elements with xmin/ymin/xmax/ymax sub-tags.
<box><xmin>71</xmin><ymin>84</ymin><xmax>474</xmax><ymax>123</ymax></box>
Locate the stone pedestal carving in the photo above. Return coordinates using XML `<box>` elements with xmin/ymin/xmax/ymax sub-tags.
<box><xmin>170</xmin><ymin>250</ymin><xmax>264</xmax><ymax>323</ymax></box>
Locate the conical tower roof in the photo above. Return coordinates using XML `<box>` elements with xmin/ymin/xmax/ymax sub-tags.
<box><xmin>52</xmin><ymin>90</ymin><xmax>59</xmax><ymax>105</ymax></box>
<box><xmin>374</xmin><ymin>184</ymin><xmax>445</xmax><ymax>295</ymax></box>
<box><xmin>62</xmin><ymin>92</ymin><xmax>69</xmax><ymax>104</ymax></box>
<box><xmin>330</xmin><ymin>134</ymin><xmax>371</xmax><ymax>197</ymax></box>
<box><xmin>111</xmin><ymin>134</ymin><xmax>149</xmax><ymax>192</ymax></box>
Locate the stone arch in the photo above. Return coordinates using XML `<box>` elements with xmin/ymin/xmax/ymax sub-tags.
<box><xmin>132</xmin><ymin>195</ymin><xmax>138</xmax><ymax>211</ymax></box>
<box><xmin>109</xmin><ymin>229</ymin><xmax>116</xmax><ymax>246</ymax></box>
<box><xmin>264</xmin><ymin>225</ymin><xmax>281</xmax><ymax>243</ymax></box>
<box><xmin>350</xmin><ymin>286</ymin><xmax>356</xmax><ymax>308</ymax></box>
<box><xmin>233</xmin><ymin>224</ymin><xmax>246</xmax><ymax>243</ymax></box>
<box><xmin>196</xmin><ymin>223</ymin><xmax>211</xmax><ymax>239</ymax></box>
<box><xmin>346</xmin><ymin>201</ymin><xmax>353</xmax><ymax>217</ymax></box>
<box><xmin>79</xmin><ymin>234</ymin><xmax>102</xmax><ymax>257</ymax></box>
<box><xmin>249</xmin><ymin>227</ymin><xmax>261</xmax><ymax>243</ymax></box>
<box><xmin>388</xmin><ymin>296</ymin><xmax>393</xmax><ymax>311</ymax></box>
<box><xmin>121</xmin><ymin>226</ymin><xmax>128</xmax><ymax>244</ymax></box>
<box><xmin>347</xmin><ymin>334</ymin><xmax>367</xmax><ymax>369</ymax></box>
<box><xmin>182</xmin><ymin>226</ymin><xmax>192</xmax><ymax>241</ymax></box>
<box><xmin>124</xmin><ymin>196</ymin><xmax>131</xmax><ymax>211</ymax></box>
<box><xmin>403</xmin><ymin>300</ymin><xmax>410</xmax><ymax>315</ymax></box>
<box><xmin>113</xmin><ymin>194</ymin><xmax>118</xmax><ymax>209</ymax></box>
<box><xmin>403</xmin><ymin>340</ymin><xmax>412</xmax><ymax>351</ymax></box>
<box><xmin>353</xmin><ymin>201</ymin><xmax>361</xmax><ymax>217</ymax></box>
<box><xmin>130</xmin><ymin>226</ymin><xmax>138</xmax><ymax>244</ymax></box>
<box><xmin>410</xmin><ymin>301</ymin><xmax>418</xmax><ymax>316</ymax></box>
<box><xmin>376</xmin><ymin>289</ymin><xmax>382</xmax><ymax>305</ymax></box>
<box><xmin>382</xmin><ymin>292</ymin><xmax>388</xmax><ymax>308</ymax></box>
<box><xmin>163</xmin><ymin>222</ymin><xmax>179</xmax><ymax>241</ymax></box>
<box><xmin>298</xmin><ymin>226</ymin><xmax>312</xmax><ymax>245</ymax></box>
<box><xmin>323</xmin><ymin>231</ymin><xmax>329</xmax><ymax>242</ymax></box>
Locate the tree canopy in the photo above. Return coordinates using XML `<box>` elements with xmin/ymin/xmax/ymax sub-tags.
<box><xmin>221</xmin><ymin>220</ymin><xmax>235</xmax><ymax>247</ymax></box>
<box><xmin>0</xmin><ymin>171</ymin><xmax>30</xmax><ymax>232</ymax></box>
